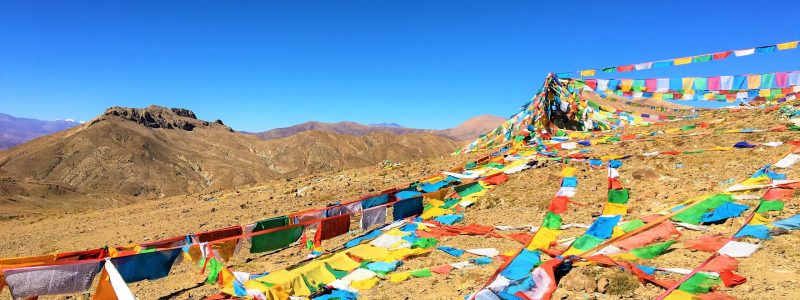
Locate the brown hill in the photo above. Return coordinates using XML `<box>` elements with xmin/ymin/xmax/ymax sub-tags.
<box><xmin>443</xmin><ymin>114</ymin><xmax>506</xmax><ymax>140</ymax></box>
<box><xmin>254</xmin><ymin>121</ymin><xmax>441</xmax><ymax>139</ymax></box>
<box><xmin>254</xmin><ymin>115</ymin><xmax>505</xmax><ymax>142</ymax></box>
<box><xmin>0</xmin><ymin>106</ymin><xmax>460</xmax><ymax>216</ymax></box>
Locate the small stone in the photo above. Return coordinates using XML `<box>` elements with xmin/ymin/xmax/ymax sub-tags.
<box><xmin>597</xmin><ymin>277</ymin><xmax>609</xmax><ymax>293</ymax></box>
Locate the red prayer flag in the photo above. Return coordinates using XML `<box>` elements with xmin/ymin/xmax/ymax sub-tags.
<box><xmin>585</xmin><ymin>79</ymin><xmax>597</xmax><ymax>90</ymax></box>
<box><xmin>719</xmin><ymin>270</ymin><xmax>747</xmax><ymax>287</ymax></box>
<box><xmin>700</xmin><ymin>255</ymin><xmax>739</xmax><ymax>273</ymax></box>
<box><xmin>549</xmin><ymin>196</ymin><xmax>570</xmax><ymax>214</ymax></box>
<box><xmin>430</xmin><ymin>264</ymin><xmax>452</xmax><ymax>275</ymax></box>
<box><xmin>482</xmin><ymin>173</ymin><xmax>509</xmax><ymax>185</ymax></box>
<box><xmin>315</xmin><ymin>214</ymin><xmax>351</xmax><ymax>242</ymax></box>
<box><xmin>683</xmin><ymin>235</ymin><xmax>731</xmax><ymax>253</ymax></box>
<box><xmin>608</xmin><ymin>178</ymin><xmax>623</xmax><ymax>190</ymax></box>
<box><xmin>763</xmin><ymin>188</ymin><xmax>793</xmax><ymax>200</ymax></box>
<box><xmin>712</xmin><ymin>51</ymin><xmax>732</xmax><ymax>60</ymax></box>
<box><xmin>617</xmin><ymin>65</ymin><xmax>634</xmax><ymax>72</ymax></box>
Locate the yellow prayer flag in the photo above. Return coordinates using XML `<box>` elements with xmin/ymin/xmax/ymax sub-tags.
<box><xmin>527</xmin><ymin>227</ymin><xmax>560</xmax><ymax>251</ymax></box>
<box><xmin>611</xmin><ymin>226</ymin><xmax>626</xmax><ymax>238</ymax></box>
<box><xmin>664</xmin><ymin>289</ymin><xmax>700</xmax><ymax>300</ymax></box>
<box><xmin>747</xmin><ymin>75</ymin><xmax>761</xmax><ymax>89</ymax></box>
<box><xmin>293</xmin><ymin>262</ymin><xmax>336</xmax><ymax>288</ymax></box>
<box><xmin>351</xmin><ymin>277</ymin><xmax>381</xmax><ymax>290</ymax></box>
<box><xmin>561</xmin><ymin>167</ymin><xmax>577</xmax><ymax>177</ymax></box>
<box><xmin>325</xmin><ymin>252</ymin><xmax>361</xmax><ymax>272</ymax></box>
<box><xmin>682</xmin><ymin>78</ymin><xmax>695</xmax><ymax>90</ymax></box>
<box><xmin>777</xmin><ymin>41</ymin><xmax>799</xmax><ymax>50</ymax></box>
<box><xmin>602</xmin><ymin>203</ymin><xmax>628</xmax><ymax>216</ymax></box>
<box><xmin>561</xmin><ymin>247</ymin><xmax>582</xmax><ymax>257</ymax></box>
<box><xmin>609</xmin><ymin>252</ymin><xmax>639</xmax><ymax>261</ymax></box>
<box><xmin>620</xmin><ymin>79</ymin><xmax>633</xmax><ymax>92</ymax></box>
<box><xmin>420</xmin><ymin>206</ymin><xmax>450</xmax><ymax>219</ymax></box>
<box><xmin>580</xmin><ymin>69</ymin><xmax>596</xmax><ymax>77</ymax></box>
<box><xmin>673</xmin><ymin>57</ymin><xmax>693</xmax><ymax>65</ymax></box>
<box><xmin>384</xmin><ymin>248</ymin><xmax>430</xmax><ymax>262</ymax></box>
<box><xmin>389</xmin><ymin>272</ymin><xmax>411</xmax><ymax>282</ymax></box>
<box><xmin>346</xmin><ymin>244</ymin><xmax>390</xmax><ymax>261</ymax></box>
<box><xmin>748</xmin><ymin>213</ymin><xmax>771</xmax><ymax>226</ymax></box>
<box><xmin>741</xmin><ymin>176</ymin><xmax>770</xmax><ymax>186</ymax></box>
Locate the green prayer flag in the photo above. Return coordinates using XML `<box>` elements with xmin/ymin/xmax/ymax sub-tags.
<box><xmin>412</xmin><ymin>238</ymin><xmax>438</xmax><ymax>249</ymax></box>
<box><xmin>485</xmin><ymin>162</ymin><xmax>505</xmax><ymax>169</ymax></box>
<box><xmin>673</xmin><ymin>194</ymin><xmax>732</xmax><ymax>224</ymax></box>
<box><xmin>250</xmin><ymin>225</ymin><xmax>304</xmax><ymax>253</ymax></box>
<box><xmin>683</xmin><ymin>150</ymin><xmax>704</xmax><ymax>154</ymax></box>
<box><xmin>455</xmin><ymin>182</ymin><xmax>484</xmax><ymax>197</ymax></box>
<box><xmin>571</xmin><ymin>234</ymin><xmax>605</xmax><ymax>251</ymax></box>
<box><xmin>542</xmin><ymin>212</ymin><xmax>563</xmax><ymax>230</ymax></box>
<box><xmin>326</xmin><ymin>264</ymin><xmax>349</xmax><ymax>279</ymax></box>
<box><xmin>442</xmin><ymin>198</ymin><xmax>461</xmax><ymax>209</ymax></box>
<box><xmin>608</xmin><ymin>189</ymin><xmax>629</xmax><ymax>204</ymax></box>
<box><xmin>631</xmin><ymin>241</ymin><xmax>675</xmax><ymax>259</ymax></box>
<box><xmin>205</xmin><ymin>258</ymin><xmax>222</xmax><ymax>285</ymax></box>
<box><xmin>680</xmin><ymin>125</ymin><xmax>697</xmax><ymax>131</ymax></box>
<box><xmin>756</xmin><ymin>199</ymin><xmax>784</xmax><ymax>213</ymax></box>
<box><xmin>692</xmin><ymin>55</ymin><xmax>712</xmax><ymax>63</ymax></box>
<box><xmin>761</xmin><ymin>73</ymin><xmax>775</xmax><ymax>88</ymax></box>
<box><xmin>409</xmin><ymin>269</ymin><xmax>433</xmax><ymax>278</ymax></box>
<box><xmin>632</xmin><ymin>79</ymin><xmax>646</xmax><ymax>92</ymax></box>
<box><xmin>693</xmin><ymin>78</ymin><xmax>708</xmax><ymax>90</ymax></box>
<box><xmin>619</xmin><ymin>219</ymin><xmax>645</xmax><ymax>233</ymax></box>
<box><xmin>678</xmin><ymin>272</ymin><xmax>722</xmax><ymax>294</ymax></box>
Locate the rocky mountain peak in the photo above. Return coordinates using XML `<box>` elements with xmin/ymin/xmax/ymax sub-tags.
<box><xmin>102</xmin><ymin>105</ymin><xmax>228</xmax><ymax>131</ymax></box>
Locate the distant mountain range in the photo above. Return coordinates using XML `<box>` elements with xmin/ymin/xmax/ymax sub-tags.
<box><xmin>0</xmin><ymin>106</ymin><xmax>472</xmax><ymax>215</ymax></box>
<box><xmin>1</xmin><ymin>112</ymin><xmax>504</xmax><ymax>150</ymax></box>
<box><xmin>251</xmin><ymin>114</ymin><xmax>505</xmax><ymax>141</ymax></box>
<box><xmin>0</xmin><ymin>113</ymin><xmax>81</xmax><ymax>149</ymax></box>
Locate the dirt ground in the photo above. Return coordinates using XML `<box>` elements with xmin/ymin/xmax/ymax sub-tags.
<box><xmin>1</xmin><ymin>107</ymin><xmax>799</xmax><ymax>300</ymax></box>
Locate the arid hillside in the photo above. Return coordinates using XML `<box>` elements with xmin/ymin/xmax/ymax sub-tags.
<box><xmin>0</xmin><ymin>106</ymin><xmax>460</xmax><ymax>217</ymax></box>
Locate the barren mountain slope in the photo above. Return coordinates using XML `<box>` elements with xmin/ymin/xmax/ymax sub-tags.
<box><xmin>254</xmin><ymin>121</ymin><xmax>441</xmax><ymax>140</ymax></box>
<box><xmin>254</xmin><ymin>115</ymin><xmax>505</xmax><ymax>141</ymax></box>
<box><xmin>443</xmin><ymin>114</ymin><xmax>506</xmax><ymax>140</ymax></box>
<box><xmin>0</xmin><ymin>106</ymin><xmax>460</xmax><ymax>217</ymax></box>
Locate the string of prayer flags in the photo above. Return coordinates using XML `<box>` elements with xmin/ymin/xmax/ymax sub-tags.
<box><xmin>557</xmin><ymin>40</ymin><xmax>798</xmax><ymax>77</ymax></box>
<box><xmin>528</xmin><ymin>167</ymin><xmax>578</xmax><ymax>251</ymax></box>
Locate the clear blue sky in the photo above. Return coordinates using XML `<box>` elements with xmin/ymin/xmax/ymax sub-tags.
<box><xmin>1</xmin><ymin>0</ymin><xmax>798</xmax><ymax>131</ymax></box>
